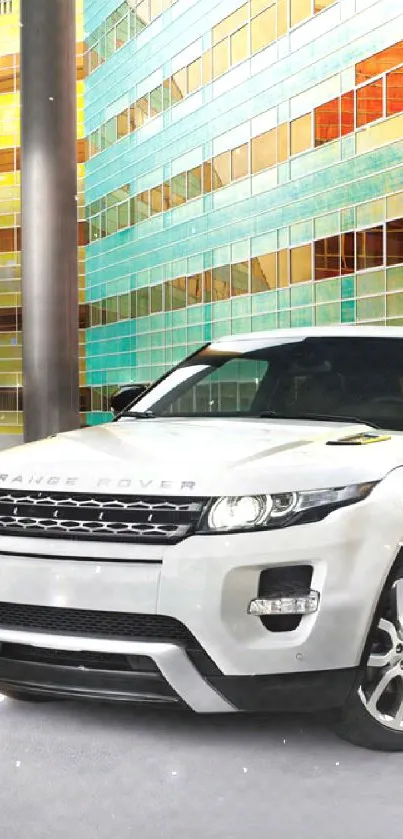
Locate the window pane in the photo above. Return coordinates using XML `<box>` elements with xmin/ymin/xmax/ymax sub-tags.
<box><xmin>137</xmin><ymin>287</ymin><xmax>150</xmax><ymax>317</ymax></box>
<box><xmin>231</xmin><ymin>261</ymin><xmax>250</xmax><ymax>295</ymax></box>
<box><xmin>231</xmin><ymin>24</ymin><xmax>249</xmax><ymax>65</ymax></box>
<box><xmin>212</xmin><ymin>266</ymin><xmax>231</xmax><ymax>299</ymax></box>
<box><xmin>105</xmin><ymin>296</ymin><xmax>119</xmax><ymax>324</ymax></box>
<box><xmin>212</xmin><ymin>151</ymin><xmax>231</xmax><ymax>189</ymax></box>
<box><xmin>137</xmin><ymin>0</ymin><xmax>151</xmax><ymax>25</ymax></box>
<box><xmin>386</xmin><ymin>218</ymin><xmax>403</xmax><ymax>266</ymax></box>
<box><xmin>356</xmin><ymin>40</ymin><xmax>403</xmax><ymax>85</ymax></box>
<box><xmin>356</xmin><ymin>226</ymin><xmax>384</xmax><ymax>271</ymax></box>
<box><xmin>341</xmin><ymin>90</ymin><xmax>355</xmax><ymax>136</ymax></box>
<box><xmin>117</xmin><ymin>201</ymin><xmax>129</xmax><ymax>229</ymax></box>
<box><xmin>187</xmin><ymin>166</ymin><xmax>202</xmax><ymax>199</ymax></box>
<box><xmin>341</xmin><ymin>232</ymin><xmax>355</xmax><ymax>274</ymax></box>
<box><xmin>150</xmin><ymin>284</ymin><xmax>163</xmax><ymax>313</ymax></box>
<box><xmin>103</xmin><ymin>117</ymin><xmax>117</xmax><ymax>148</ymax></box>
<box><xmin>231</xmin><ymin>144</ymin><xmax>249</xmax><ymax>180</ymax></box>
<box><xmin>277</xmin><ymin>0</ymin><xmax>288</xmax><ymax>36</ymax></box>
<box><xmin>119</xmin><ymin>293</ymin><xmax>130</xmax><ymax>320</ymax></box>
<box><xmin>134</xmin><ymin>191</ymin><xmax>150</xmax><ymax>222</ymax></box>
<box><xmin>277</xmin><ymin>122</ymin><xmax>289</xmax><ymax>162</ymax></box>
<box><xmin>251</xmin><ymin>128</ymin><xmax>277</xmax><ymax>173</ymax></box>
<box><xmin>251</xmin><ymin>253</ymin><xmax>276</xmax><ymax>292</ymax></box>
<box><xmin>171</xmin><ymin>173</ymin><xmax>187</xmax><ymax>206</ymax></box>
<box><xmin>117</xmin><ymin>109</ymin><xmax>129</xmax><ymax>139</ymax></box>
<box><xmin>290</xmin><ymin>113</ymin><xmax>312</xmax><ymax>156</ymax></box>
<box><xmin>251</xmin><ymin>0</ymin><xmax>272</xmax><ymax>15</ymax></box>
<box><xmin>106</xmin><ymin>206</ymin><xmax>118</xmax><ymax>236</ymax></box>
<box><xmin>187</xmin><ymin>58</ymin><xmax>202</xmax><ymax>93</ymax></box>
<box><xmin>187</xmin><ymin>273</ymin><xmax>203</xmax><ymax>305</ymax></box>
<box><xmin>213</xmin><ymin>3</ymin><xmax>248</xmax><ymax>45</ymax></box>
<box><xmin>356</xmin><ymin>79</ymin><xmax>384</xmax><ymax>128</ymax></box>
<box><xmin>315</xmin><ymin>97</ymin><xmax>340</xmax><ymax>146</ymax></box>
<box><xmin>203</xmin><ymin>162</ymin><xmax>213</xmax><ymax>193</ymax></box>
<box><xmin>163</xmin><ymin>182</ymin><xmax>171</xmax><ymax>210</ymax></box>
<box><xmin>291</xmin><ymin>245</ymin><xmax>312</xmax><ymax>284</ymax></box>
<box><xmin>387</xmin><ymin>67</ymin><xmax>403</xmax><ymax>117</ymax></box>
<box><xmin>172</xmin><ymin>68</ymin><xmax>186</xmax><ymax>102</ymax></box>
<box><xmin>203</xmin><ymin>269</ymin><xmax>212</xmax><ymax>302</ymax></box>
<box><xmin>290</xmin><ymin>0</ymin><xmax>311</xmax><ymax>27</ymax></box>
<box><xmin>314</xmin><ymin>0</ymin><xmax>334</xmax><ymax>10</ymax></box>
<box><xmin>150</xmin><ymin>186</ymin><xmax>163</xmax><ymax>214</ymax></box>
<box><xmin>172</xmin><ymin>277</ymin><xmax>186</xmax><ymax>309</ymax></box>
<box><xmin>251</xmin><ymin>5</ymin><xmax>276</xmax><ymax>54</ymax></box>
<box><xmin>116</xmin><ymin>14</ymin><xmax>129</xmax><ymax>48</ymax></box>
<box><xmin>150</xmin><ymin>85</ymin><xmax>163</xmax><ymax>115</ymax></box>
<box><xmin>315</xmin><ymin>236</ymin><xmax>341</xmax><ymax>280</ymax></box>
<box><xmin>202</xmin><ymin>50</ymin><xmax>212</xmax><ymax>84</ymax></box>
<box><xmin>213</xmin><ymin>39</ymin><xmax>229</xmax><ymax>80</ymax></box>
<box><xmin>150</xmin><ymin>0</ymin><xmax>162</xmax><ymax>17</ymax></box>
<box><xmin>277</xmin><ymin>249</ymin><xmax>289</xmax><ymax>287</ymax></box>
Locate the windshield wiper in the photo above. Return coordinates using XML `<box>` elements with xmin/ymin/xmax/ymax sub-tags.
<box><xmin>258</xmin><ymin>410</ymin><xmax>380</xmax><ymax>430</ymax></box>
<box><xmin>119</xmin><ymin>410</ymin><xmax>156</xmax><ymax>419</ymax></box>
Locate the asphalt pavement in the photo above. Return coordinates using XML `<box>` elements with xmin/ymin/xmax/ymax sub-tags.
<box><xmin>0</xmin><ymin>698</ymin><xmax>402</xmax><ymax>838</ymax></box>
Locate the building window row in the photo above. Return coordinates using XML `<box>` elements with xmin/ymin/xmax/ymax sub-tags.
<box><xmin>86</xmin><ymin>216</ymin><xmax>403</xmax><ymax>327</ymax></box>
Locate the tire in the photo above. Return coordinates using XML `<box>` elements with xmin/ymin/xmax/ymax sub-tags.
<box><xmin>332</xmin><ymin>563</ymin><xmax>403</xmax><ymax>751</ymax></box>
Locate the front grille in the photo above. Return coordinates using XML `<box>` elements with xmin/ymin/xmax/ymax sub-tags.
<box><xmin>0</xmin><ymin>644</ymin><xmax>158</xmax><ymax>672</ymax></box>
<box><xmin>0</xmin><ymin>602</ymin><xmax>198</xmax><ymax>644</ymax></box>
<box><xmin>0</xmin><ymin>490</ymin><xmax>206</xmax><ymax>543</ymax></box>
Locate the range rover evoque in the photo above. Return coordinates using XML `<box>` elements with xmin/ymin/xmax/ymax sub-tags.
<box><xmin>2</xmin><ymin>326</ymin><xmax>403</xmax><ymax>750</ymax></box>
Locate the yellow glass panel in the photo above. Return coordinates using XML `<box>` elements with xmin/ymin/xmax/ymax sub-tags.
<box><xmin>277</xmin><ymin>0</ymin><xmax>289</xmax><ymax>36</ymax></box>
<box><xmin>231</xmin><ymin>143</ymin><xmax>249</xmax><ymax>180</ymax></box>
<box><xmin>290</xmin><ymin>244</ymin><xmax>312</xmax><ymax>283</ymax></box>
<box><xmin>314</xmin><ymin>0</ymin><xmax>334</xmax><ymax>10</ymax></box>
<box><xmin>187</xmin><ymin>57</ymin><xmax>202</xmax><ymax>93</ymax></box>
<box><xmin>212</xmin><ymin>151</ymin><xmax>231</xmax><ymax>189</ymax></box>
<box><xmin>251</xmin><ymin>0</ymin><xmax>273</xmax><ymax>15</ymax></box>
<box><xmin>213</xmin><ymin>3</ymin><xmax>248</xmax><ymax>45</ymax></box>
<box><xmin>213</xmin><ymin>39</ymin><xmax>229</xmax><ymax>79</ymax></box>
<box><xmin>251</xmin><ymin>5</ymin><xmax>276</xmax><ymax>54</ymax></box>
<box><xmin>172</xmin><ymin>68</ymin><xmax>186</xmax><ymax>100</ymax></box>
<box><xmin>290</xmin><ymin>113</ymin><xmax>312</xmax><ymax>156</ymax></box>
<box><xmin>277</xmin><ymin>249</ymin><xmax>289</xmax><ymax>287</ymax></box>
<box><xmin>251</xmin><ymin>252</ymin><xmax>276</xmax><ymax>292</ymax></box>
<box><xmin>230</xmin><ymin>24</ymin><xmax>249</xmax><ymax>65</ymax></box>
<box><xmin>387</xmin><ymin>192</ymin><xmax>403</xmax><ymax>220</ymax></box>
<box><xmin>356</xmin><ymin>113</ymin><xmax>403</xmax><ymax>155</ymax></box>
<box><xmin>202</xmin><ymin>50</ymin><xmax>212</xmax><ymax>84</ymax></box>
<box><xmin>290</xmin><ymin>0</ymin><xmax>311</xmax><ymax>27</ymax></box>
<box><xmin>356</xmin><ymin>199</ymin><xmax>385</xmax><ymax>228</ymax></box>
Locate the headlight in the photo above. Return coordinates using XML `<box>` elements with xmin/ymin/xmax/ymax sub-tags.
<box><xmin>200</xmin><ymin>482</ymin><xmax>376</xmax><ymax>533</ymax></box>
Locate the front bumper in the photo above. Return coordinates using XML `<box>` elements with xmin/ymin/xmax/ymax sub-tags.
<box><xmin>0</xmin><ymin>479</ymin><xmax>400</xmax><ymax>711</ymax></box>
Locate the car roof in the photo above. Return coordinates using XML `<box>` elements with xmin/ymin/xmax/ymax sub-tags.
<box><xmin>213</xmin><ymin>326</ymin><xmax>403</xmax><ymax>344</ymax></box>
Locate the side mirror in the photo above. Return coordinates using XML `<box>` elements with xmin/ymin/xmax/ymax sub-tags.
<box><xmin>110</xmin><ymin>383</ymin><xmax>147</xmax><ymax>415</ymax></box>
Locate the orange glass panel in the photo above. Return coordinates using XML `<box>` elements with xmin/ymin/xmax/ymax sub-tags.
<box><xmin>315</xmin><ymin>97</ymin><xmax>340</xmax><ymax>146</ymax></box>
<box><xmin>356</xmin><ymin>40</ymin><xmax>403</xmax><ymax>85</ymax></box>
<box><xmin>315</xmin><ymin>236</ymin><xmax>341</xmax><ymax>280</ymax></box>
<box><xmin>212</xmin><ymin>152</ymin><xmax>231</xmax><ymax>189</ymax></box>
<box><xmin>187</xmin><ymin>274</ymin><xmax>203</xmax><ymax>305</ymax></box>
<box><xmin>172</xmin><ymin>68</ymin><xmax>186</xmax><ymax>101</ymax></box>
<box><xmin>251</xmin><ymin>128</ymin><xmax>277</xmax><ymax>173</ymax></box>
<box><xmin>341</xmin><ymin>232</ymin><xmax>355</xmax><ymax>274</ymax></box>
<box><xmin>387</xmin><ymin>67</ymin><xmax>403</xmax><ymax>117</ymax></box>
<box><xmin>356</xmin><ymin>79</ymin><xmax>384</xmax><ymax>128</ymax></box>
<box><xmin>356</xmin><ymin>226</ymin><xmax>384</xmax><ymax>271</ymax></box>
<box><xmin>277</xmin><ymin>249</ymin><xmax>289</xmax><ymax>287</ymax></box>
<box><xmin>290</xmin><ymin>113</ymin><xmax>312</xmax><ymax>156</ymax></box>
<box><xmin>212</xmin><ymin>266</ymin><xmax>231</xmax><ymax>300</ymax></box>
<box><xmin>314</xmin><ymin>0</ymin><xmax>334</xmax><ymax>10</ymax></box>
<box><xmin>251</xmin><ymin>253</ymin><xmax>276</xmax><ymax>292</ymax></box>
<box><xmin>203</xmin><ymin>269</ymin><xmax>212</xmax><ymax>302</ymax></box>
<box><xmin>341</xmin><ymin>90</ymin><xmax>355</xmax><ymax>136</ymax></box>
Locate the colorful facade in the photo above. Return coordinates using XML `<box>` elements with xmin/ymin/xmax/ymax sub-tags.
<box><xmin>0</xmin><ymin>0</ymin><xmax>88</xmax><ymax>434</ymax></box>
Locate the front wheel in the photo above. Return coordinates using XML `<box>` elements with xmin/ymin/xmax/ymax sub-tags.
<box><xmin>333</xmin><ymin>571</ymin><xmax>403</xmax><ymax>750</ymax></box>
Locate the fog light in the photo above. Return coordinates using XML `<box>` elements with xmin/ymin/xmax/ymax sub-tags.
<box><xmin>248</xmin><ymin>592</ymin><xmax>319</xmax><ymax>616</ymax></box>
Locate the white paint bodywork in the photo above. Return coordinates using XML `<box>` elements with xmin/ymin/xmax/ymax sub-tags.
<box><xmin>1</xmin><ymin>327</ymin><xmax>403</xmax><ymax>705</ymax></box>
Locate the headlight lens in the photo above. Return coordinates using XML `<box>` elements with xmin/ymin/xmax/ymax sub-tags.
<box><xmin>202</xmin><ymin>482</ymin><xmax>376</xmax><ymax>533</ymax></box>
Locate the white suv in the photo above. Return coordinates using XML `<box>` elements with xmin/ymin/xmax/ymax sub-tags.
<box><xmin>1</xmin><ymin>326</ymin><xmax>403</xmax><ymax>750</ymax></box>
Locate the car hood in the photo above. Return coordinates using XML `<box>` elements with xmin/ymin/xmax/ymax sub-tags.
<box><xmin>0</xmin><ymin>417</ymin><xmax>401</xmax><ymax>496</ymax></box>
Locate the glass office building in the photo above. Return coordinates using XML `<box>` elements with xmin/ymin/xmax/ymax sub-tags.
<box><xmin>83</xmin><ymin>0</ymin><xmax>403</xmax><ymax>424</ymax></box>
<box><xmin>2</xmin><ymin>0</ymin><xmax>403</xmax><ymax>431</ymax></box>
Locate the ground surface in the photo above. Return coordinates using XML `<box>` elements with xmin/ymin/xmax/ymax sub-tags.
<box><xmin>0</xmin><ymin>699</ymin><xmax>401</xmax><ymax>838</ymax></box>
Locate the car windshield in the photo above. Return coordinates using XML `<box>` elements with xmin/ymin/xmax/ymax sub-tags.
<box><xmin>123</xmin><ymin>336</ymin><xmax>403</xmax><ymax>431</ymax></box>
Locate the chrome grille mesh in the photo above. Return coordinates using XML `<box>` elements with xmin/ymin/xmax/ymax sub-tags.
<box><xmin>0</xmin><ymin>491</ymin><xmax>205</xmax><ymax>543</ymax></box>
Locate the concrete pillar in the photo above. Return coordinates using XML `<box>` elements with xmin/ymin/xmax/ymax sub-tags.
<box><xmin>21</xmin><ymin>0</ymin><xmax>79</xmax><ymax>442</ymax></box>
